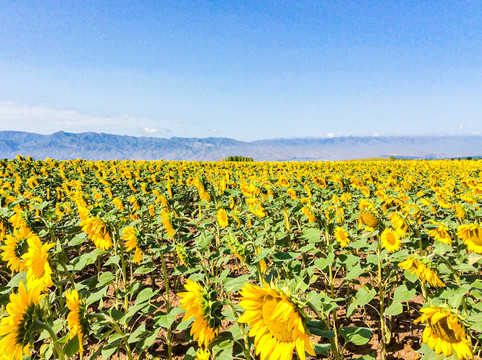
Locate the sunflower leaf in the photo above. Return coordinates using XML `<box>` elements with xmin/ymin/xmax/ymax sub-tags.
<box><xmin>340</xmin><ymin>326</ymin><xmax>372</xmax><ymax>345</ymax></box>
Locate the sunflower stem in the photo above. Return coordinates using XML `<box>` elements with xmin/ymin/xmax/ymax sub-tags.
<box><xmin>323</xmin><ymin>227</ymin><xmax>342</xmax><ymax>360</ymax></box>
<box><xmin>34</xmin><ymin>319</ymin><xmax>65</xmax><ymax>360</ymax></box>
<box><xmin>376</xmin><ymin>234</ymin><xmax>387</xmax><ymax>360</ymax></box>
<box><xmin>115</xmin><ymin>226</ymin><xmax>129</xmax><ymax>313</ymax></box>
<box><xmin>87</xmin><ymin>313</ymin><xmax>134</xmax><ymax>360</ymax></box>
<box><xmin>307</xmin><ymin>301</ymin><xmax>342</xmax><ymax>360</ymax></box>
<box><xmin>159</xmin><ymin>248</ymin><xmax>173</xmax><ymax>360</ymax></box>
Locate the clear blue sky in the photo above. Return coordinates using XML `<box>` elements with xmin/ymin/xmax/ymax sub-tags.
<box><xmin>0</xmin><ymin>1</ymin><xmax>481</xmax><ymax>141</ymax></box>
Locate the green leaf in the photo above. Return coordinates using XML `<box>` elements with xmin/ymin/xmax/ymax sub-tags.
<box><xmin>345</xmin><ymin>264</ymin><xmax>365</xmax><ymax>281</ymax></box>
<box><xmin>104</xmin><ymin>255</ymin><xmax>120</xmax><ymax>266</ymax></box>
<box><xmin>392</xmin><ymin>285</ymin><xmax>416</xmax><ymax>303</ymax></box>
<box><xmin>384</xmin><ymin>302</ymin><xmax>403</xmax><ymax>316</ymax></box>
<box><xmin>64</xmin><ymin>334</ymin><xmax>80</xmax><ymax>357</ymax></box>
<box><xmin>340</xmin><ymin>327</ymin><xmax>372</xmax><ymax>345</ymax></box>
<box><xmin>272</xmin><ymin>251</ymin><xmax>300</xmax><ymax>263</ymax></box>
<box><xmin>68</xmin><ymin>233</ymin><xmax>87</xmax><ymax>247</ymax></box>
<box><xmin>176</xmin><ymin>317</ymin><xmax>194</xmax><ymax>331</ymax></box>
<box><xmin>252</xmin><ymin>248</ymin><xmax>272</xmax><ymax>263</ymax></box>
<box><xmin>97</xmin><ymin>271</ymin><xmax>115</xmax><ymax>287</ymax></box>
<box><xmin>156</xmin><ymin>307</ymin><xmax>184</xmax><ymax>328</ymax></box>
<box><xmin>128</xmin><ymin>324</ymin><xmax>146</xmax><ymax>343</ymax></box>
<box><xmin>314</xmin><ymin>253</ymin><xmax>335</xmax><ymax>270</ymax></box>
<box><xmin>306</xmin><ymin>321</ymin><xmax>335</xmax><ymax>338</ymax></box>
<box><xmin>301</xmin><ymin>228</ymin><xmax>323</xmax><ymax>243</ymax></box>
<box><xmin>135</xmin><ymin>287</ymin><xmax>158</xmax><ymax>304</ymax></box>
<box><xmin>313</xmin><ymin>344</ymin><xmax>331</xmax><ymax>356</ymax></box>
<box><xmin>195</xmin><ymin>233</ymin><xmax>212</xmax><ymax>249</ymax></box>
<box><xmin>224</xmin><ymin>275</ymin><xmax>251</xmax><ymax>292</ymax></box>
<box><xmin>356</xmin><ymin>288</ymin><xmax>376</xmax><ymax>307</ymax></box>
<box><xmin>134</xmin><ymin>264</ymin><xmax>156</xmax><ymax>275</ymax></box>
<box><xmin>6</xmin><ymin>272</ymin><xmax>27</xmax><ymax>289</ymax></box>
<box><xmin>86</xmin><ymin>286</ymin><xmax>107</xmax><ymax>305</ymax></box>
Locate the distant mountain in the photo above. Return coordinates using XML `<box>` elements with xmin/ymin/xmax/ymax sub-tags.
<box><xmin>0</xmin><ymin>131</ymin><xmax>481</xmax><ymax>161</ymax></box>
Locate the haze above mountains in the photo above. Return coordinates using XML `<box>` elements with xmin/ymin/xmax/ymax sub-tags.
<box><xmin>0</xmin><ymin>131</ymin><xmax>480</xmax><ymax>161</ymax></box>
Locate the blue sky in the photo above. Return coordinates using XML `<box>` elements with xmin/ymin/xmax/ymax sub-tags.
<box><xmin>0</xmin><ymin>1</ymin><xmax>481</xmax><ymax>141</ymax></box>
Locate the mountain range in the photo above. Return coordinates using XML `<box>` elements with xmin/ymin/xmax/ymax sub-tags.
<box><xmin>0</xmin><ymin>131</ymin><xmax>481</xmax><ymax>161</ymax></box>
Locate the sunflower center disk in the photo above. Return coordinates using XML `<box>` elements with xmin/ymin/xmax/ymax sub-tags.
<box><xmin>431</xmin><ymin>316</ymin><xmax>462</xmax><ymax>343</ymax></box>
<box><xmin>262</xmin><ymin>295</ymin><xmax>294</xmax><ymax>343</ymax></box>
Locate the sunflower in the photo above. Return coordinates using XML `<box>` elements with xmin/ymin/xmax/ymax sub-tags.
<box><xmin>388</xmin><ymin>213</ymin><xmax>409</xmax><ymax>237</ymax></box>
<box><xmin>217</xmin><ymin>208</ymin><xmax>229</xmax><ymax>228</ymax></box>
<box><xmin>112</xmin><ymin>197</ymin><xmax>124</xmax><ymax>211</ymax></box>
<box><xmin>21</xmin><ymin>236</ymin><xmax>56</xmax><ymax>293</ymax></box>
<box><xmin>0</xmin><ymin>282</ymin><xmax>45</xmax><ymax>360</ymax></box>
<box><xmin>427</xmin><ymin>220</ymin><xmax>452</xmax><ymax>246</ymax></box>
<box><xmin>334</xmin><ymin>227</ymin><xmax>350</xmax><ymax>247</ymax></box>
<box><xmin>80</xmin><ymin>217</ymin><xmax>113</xmax><ymax>250</ymax></box>
<box><xmin>456</xmin><ymin>224</ymin><xmax>482</xmax><ymax>254</ymax></box>
<box><xmin>238</xmin><ymin>283</ymin><xmax>315</xmax><ymax>360</ymax></box>
<box><xmin>122</xmin><ymin>227</ymin><xmax>143</xmax><ymax>264</ymax></box>
<box><xmin>286</xmin><ymin>188</ymin><xmax>297</xmax><ymax>200</ymax></box>
<box><xmin>65</xmin><ymin>289</ymin><xmax>88</xmax><ymax>354</ymax></box>
<box><xmin>398</xmin><ymin>257</ymin><xmax>444</xmax><ymax>287</ymax></box>
<box><xmin>300</xmin><ymin>206</ymin><xmax>315</xmax><ymax>223</ymax></box>
<box><xmin>381</xmin><ymin>228</ymin><xmax>401</xmax><ymax>252</ymax></box>
<box><xmin>415</xmin><ymin>307</ymin><xmax>473</xmax><ymax>359</ymax></box>
<box><xmin>358</xmin><ymin>210</ymin><xmax>379</xmax><ymax>230</ymax></box>
<box><xmin>161</xmin><ymin>210</ymin><xmax>175</xmax><ymax>238</ymax></box>
<box><xmin>178</xmin><ymin>280</ymin><xmax>221</xmax><ymax>347</ymax></box>
<box><xmin>0</xmin><ymin>226</ymin><xmax>33</xmax><ymax>272</ymax></box>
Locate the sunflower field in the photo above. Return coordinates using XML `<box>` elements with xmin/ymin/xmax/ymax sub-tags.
<box><xmin>0</xmin><ymin>156</ymin><xmax>481</xmax><ymax>360</ymax></box>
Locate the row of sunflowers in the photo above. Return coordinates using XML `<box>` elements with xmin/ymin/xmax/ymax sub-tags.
<box><xmin>0</xmin><ymin>156</ymin><xmax>480</xmax><ymax>360</ymax></box>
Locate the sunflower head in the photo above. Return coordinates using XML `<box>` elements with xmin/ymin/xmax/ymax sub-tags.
<box><xmin>415</xmin><ymin>307</ymin><xmax>473</xmax><ymax>359</ymax></box>
<box><xmin>65</xmin><ymin>289</ymin><xmax>89</xmax><ymax>354</ymax></box>
<box><xmin>358</xmin><ymin>210</ymin><xmax>379</xmax><ymax>230</ymax></box>
<box><xmin>457</xmin><ymin>224</ymin><xmax>482</xmax><ymax>254</ymax></box>
<box><xmin>216</xmin><ymin>208</ymin><xmax>229</xmax><ymax>228</ymax></box>
<box><xmin>334</xmin><ymin>226</ymin><xmax>350</xmax><ymax>247</ymax></box>
<box><xmin>0</xmin><ymin>282</ymin><xmax>45</xmax><ymax>358</ymax></box>
<box><xmin>178</xmin><ymin>280</ymin><xmax>222</xmax><ymax>347</ymax></box>
<box><xmin>238</xmin><ymin>281</ymin><xmax>315</xmax><ymax>360</ymax></box>
<box><xmin>200</xmin><ymin>288</ymin><xmax>224</xmax><ymax>331</ymax></box>
<box><xmin>381</xmin><ymin>227</ymin><xmax>401</xmax><ymax>252</ymax></box>
<box><xmin>398</xmin><ymin>256</ymin><xmax>444</xmax><ymax>287</ymax></box>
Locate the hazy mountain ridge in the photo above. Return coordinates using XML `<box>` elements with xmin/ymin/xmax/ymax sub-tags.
<box><xmin>0</xmin><ymin>131</ymin><xmax>480</xmax><ymax>161</ymax></box>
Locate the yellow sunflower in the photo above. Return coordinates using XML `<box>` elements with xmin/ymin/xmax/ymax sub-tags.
<box><xmin>398</xmin><ymin>257</ymin><xmax>444</xmax><ymax>287</ymax></box>
<box><xmin>388</xmin><ymin>213</ymin><xmax>409</xmax><ymax>237</ymax></box>
<box><xmin>0</xmin><ymin>282</ymin><xmax>45</xmax><ymax>360</ymax></box>
<box><xmin>65</xmin><ymin>289</ymin><xmax>88</xmax><ymax>354</ymax></box>
<box><xmin>334</xmin><ymin>227</ymin><xmax>350</xmax><ymax>247</ymax></box>
<box><xmin>300</xmin><ymin>206</ymin><xmax>315</xmax><ymax>224</ymax></box>
<box><xmin>415</xmin><ymin>307</ymin><xmax>473</xmax><ymax>359</ymax></box>
<box><xmin>217</xmin><ymin>208</ymin><xmax>229</xmax><ymax>228</ymax></box>
<box><xmin>0</xmin><ymin>226</ymin><xmax>33</xmax><ymax>272</ymax></box>
<box><xmin>358</xmin><ymin>211</ymin><xmax>379</xmax><ymax>230</ymax></box>
<box><xmin>80</xmin><ymin>217</ymin><xmax>113</xmax><ymax>250</ymax></box>
<box><xmin>238</xmin><ymin>283</ymin><xmax>315</xmax><ymax>360</ymax></box>
<box><xmin>381</xmin><ymin>228</ymin><xmax>401</xmax><ymax>252</ymax></box>
<box><xmin>122</xmin><ymin>227</ymin><xmax>143</xmax><ymax>264</ymax></box>
<box><xmin>456</xmin><ymin>224</ymin><xmax>482</xmax><ymax>254</ymax></box>
<box><xmin>427</xmin><ymin>220</ymin><xmax>452</xmax><ymax>246</ymax></box>
<box><xmin>178</xmin><ymin>280</ymin><xmax>220</xmax><ymax>347</ymax></box>
<box><xmin>21</xmin><ymin>236</ymin><xmax>56</xmax><ymax>293</ymax></box>
<box><xmin>161</xmin><ymin>210</ymin><xmax>175</xmax><ymax>238</ymax></box>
